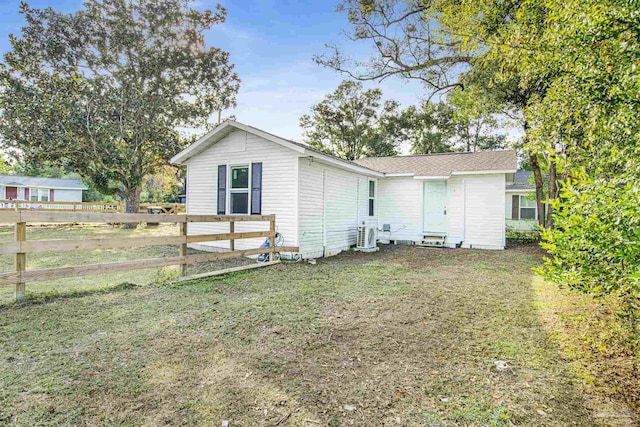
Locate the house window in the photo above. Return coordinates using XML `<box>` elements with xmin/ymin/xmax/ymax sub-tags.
<box><xmin>30</xmin><ymin>188</ymin><xmax>49</xmax><ymax>202</ymax></box>
<box><xmin>368</xmin><ymin>180</ymin><xmax>376</xmax><ymax>217</ymax></box>
<box><xmin>519</xmin><ymin>195</ymin><xmax>536</xmax><ymax>220</ymax></box>
<box><xmin>230</xmin><ymin>166</ymin><xmax>249</xmax><ymax>214</ymax></box>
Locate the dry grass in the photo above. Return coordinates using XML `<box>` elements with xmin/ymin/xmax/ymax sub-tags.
<box><xmin>534</xmin><ymin>277</ymin><xmax>639</xmax><ymax>425</ymax></box>
<box><xmin>0</xmin><ymin>242</ymin><xmax>637</xmax><ymax>426</ymax></box>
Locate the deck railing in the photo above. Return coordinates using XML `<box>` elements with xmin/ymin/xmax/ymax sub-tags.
<box><xmin>0</xmin><ymin>200</ymin><xmax>185</xmax><ymax>214</ymax></box>
<box><xmin>0</xmin><ymin>210</ymin><xmax>298</xmax><ymax>301</ymax></box>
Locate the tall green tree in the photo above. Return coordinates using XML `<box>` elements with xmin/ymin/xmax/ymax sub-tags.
<box><xmin>447</xmin><ymin>86</ymin><xmax>507</xmax><ymax>153</ymax></box>
<box><xmin>300</xmin><ymin>80</ymin><xmax>401</xmax><ymax>160</ymax></box>
<box><xmin>0</xmin><ymin>0</ymin><xmax>240</xmax><ymax>218</ymax></box>
<box><xmin>398</xmin><ymin>103</ymin><xmax>454</xmax><ymax>154</ymax></box>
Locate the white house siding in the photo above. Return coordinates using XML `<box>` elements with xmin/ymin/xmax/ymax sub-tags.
<box><xmin>448</xmin><ymin>174</ymin><xmax>505</xmax><ymax>249</ymax></box>
<box><xmin>51</xmin><ymin>189</ymin><xmax>82</xmax><ymax>202</ymax></box>
<box><xmin>297</xmin><ymin>158</ymin><xmax>374</xmax><ymax>258</ymax></box>
<box><xmin>185</xmin><ymin>129</ymin><xmax>299</xmax><ymax>252</ymax></box>
<box><xmin>377</xmin><ymin>177</ymin><xmax>423</xmax><ymax>242</ymax></box>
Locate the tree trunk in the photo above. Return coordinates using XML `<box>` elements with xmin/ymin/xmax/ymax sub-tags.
<box><xmin>529</xmin><ymin>152</ymin><xmax>546</xmax><ymax>228</ymax></box>
<box><xmin>546</xmin><ymin>154</ymin><xmax>557</xmax><ymax>229</ymax></box>
<box><xmin>122</xmin><ymin>187</ymin><xmax>141</xmax><ymax>229</ymax></box>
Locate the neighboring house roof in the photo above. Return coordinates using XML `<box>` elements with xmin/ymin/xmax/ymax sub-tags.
<box><xmin>170</xmin><ymin>120</ymin><xmax>517</xmax><ymax>178</ymax></box>
<box><xmin>506</xmin><ymin>170</ymin><xmax>534</xmax><ymax>191</ymax></box>
<box><xmin>354</xmin><ymin>151</ymin><xmax>518</xmax><ymax>177</ymax></box>
<box><xmin>170</xmin><ymin>120</ymin><xmax>384</xmax><ymax>177</ymax></box>
<box><xmin>0</xmin><ymin>175</ymin><xmax>88</xmax><ymax>190</ymax></box>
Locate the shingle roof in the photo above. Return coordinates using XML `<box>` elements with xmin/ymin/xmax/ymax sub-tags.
<box><xmin>353</xmin><ymin>150</ymin><xmax>517</xmax><ymax>176</ymax></box>
<box><xmin>0</xmin><ymin>175</ymin><xmax>88</xmax><ymax>190</ymax></box>
<box><xmin>506</xmin><ymin>170</ymin><xmax>534</xmax><ymax>190</ymax></box>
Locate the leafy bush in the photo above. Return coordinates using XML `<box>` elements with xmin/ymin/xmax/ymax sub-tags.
<box><xmin>506</xmin><ymin>226</ymin><xmax>539</xmax><ymax>243</ymax></box>
<box><xmin>539</xmin><ymin>175</ymin><xmax>640</xmax><ymax>352</ymax></box>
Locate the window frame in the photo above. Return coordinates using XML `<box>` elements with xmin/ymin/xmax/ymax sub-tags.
<box><xmin>519</xmin><ymin>195</ymin><xmax>536</xmax><ymax>220</ymax></box>
<box><xmin>228</xmin><ymin>165</ymin><xmax>251</xmax><ymax>215</ymax></box>
<box><xmin>368</xmin><ymin>179</ymin><xmax>376</xmax><ymax>217</ymax></box>
<box><xmin>30</xmin><ymin>188</ymin><xmax>49</xmax><ymax>202</ymax></box>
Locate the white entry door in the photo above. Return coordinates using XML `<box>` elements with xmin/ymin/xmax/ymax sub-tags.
<box><xmin>423</xmin><ymin>181</ymin><xmax>448</xmax><ymax>232</ymax></box>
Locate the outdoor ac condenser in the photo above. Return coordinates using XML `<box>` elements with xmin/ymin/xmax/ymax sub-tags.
<box><xmin>356</xmin><ymin>220</ymin><xmax>379</xmax><ymax>252</ymax></box>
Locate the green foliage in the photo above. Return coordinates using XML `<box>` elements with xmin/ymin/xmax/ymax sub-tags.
<box><xmin>0</xmin><ymin>0</ymin><xmax>239</xmax><ymax>212</ymax></box>
<box><xmin>447</xmin><ymin>88</ymin><xmax>507</xmax><ymax>152</ymax></box>
<box><xmin>0</xmin><ymin>156</ymin><xmax>13</xmax><ymax>175</ymax></box>
<box><xmin>300</xmin><ymin>80</ymin><xmax>401</xmax><ymax>159</ymax></box>
<box><xmin>140</xmin><ymin>165</ymin><xmax>184</xmax><ymax>203</ymax></box>
<box><xmin>396</xmin><ymin>103</ymin><xmax>453</xmax><ymax>154</ymax></box>
<box><xmin>533</xmin><ymin>0</ymin><xmax>640</xmax><ymax>346</ymax></box>
<box><xmin>506</xmin><ymin>227</ymin><xmax>539</xmax><ymax>244</ymax></box>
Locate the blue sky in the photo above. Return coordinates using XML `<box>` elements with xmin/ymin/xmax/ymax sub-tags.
<box><xmin>0</xmin><ymin>0</ymin><xmax>426</xmax><ymax>142</ymax></box>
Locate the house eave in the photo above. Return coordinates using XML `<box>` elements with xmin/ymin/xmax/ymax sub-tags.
<box><xmin>302</xmin><ymin>155</ymin><xmax>384</xmax><ymax>177</ymax></box>
<box><xmin>384</xmin><ymin>172</ymin><xmax>415</xmax><ymax>177</ymax></box>
<box><xmin>413</xmin><ymin>175</ymin><xmax>450</xmax><ymax>180</ymax></box>
<box><xmin>451</xmin><ymin>169</ymin><xmax>516</xmax><ymax>176</ymax></box>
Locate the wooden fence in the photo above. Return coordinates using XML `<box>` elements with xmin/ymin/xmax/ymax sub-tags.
<box><xmin>0</xmin><ymin>210</ymin><xmax>298</xmax><ymax>301</ymax></box>
<box><xmin>0</xmin><ymin>200</ymin><xmax>185</xmax><ymax>214</ymax></box>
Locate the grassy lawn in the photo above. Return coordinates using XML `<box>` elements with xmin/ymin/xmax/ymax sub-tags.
<box><xmin>0</xmin><ymin>239</ymin><xmax>637</xmax><ymax>426</ymax></box>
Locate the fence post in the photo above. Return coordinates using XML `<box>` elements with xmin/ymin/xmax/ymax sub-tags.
<box><xmin>15</xmin><ymin>213</ymin><xmax>26</xmax><ymax>301</ymax></box>
<box><xmin>180</xmin><ymin>221</ymin><xmax>188</xmax><ymax>275</ymax></box>
<box><xmin>269</xmin><ymin>215</ymin><xmax>276</xmax><ymax>261</ymax></box>
<box><xmin>229</xmin><ymin>220</ymin><xmax>235</xmax><ymax>251</ymax></box>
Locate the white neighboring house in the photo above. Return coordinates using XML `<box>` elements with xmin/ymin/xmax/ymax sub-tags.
<box><xmin>171</xmin><ymin>121</ymin><xmax>518</xmax><ymax>259</ymax></box>
<box><xmin>0</xmin><ymin>175</ymin><xmax>87</xmax><ymax>203</ymax></box>
<box><xmin>505</xmin><ymin>171</ymin><xmax>540</xmax><ymax>232</ymax></box>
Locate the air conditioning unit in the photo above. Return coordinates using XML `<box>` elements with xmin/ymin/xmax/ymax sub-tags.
<box><xmin>356</xmin><ymin>220</ymin><xmax>379</xmax><ymax>252</ymax></box>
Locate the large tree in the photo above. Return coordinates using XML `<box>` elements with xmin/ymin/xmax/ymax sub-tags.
<box><xmin>0</xmin><ymin>0</ymin><xmax>240</xmax><ymax>216</ymax></box>
<box><xmin>300</xmin><ymin>80</ymin><xmax>401</xmax><ymax>160</ymax></box>
<box><xmin>397</xmin><ymin>102</ymin><xmax>453</xmax><ymax>154</ymax></box>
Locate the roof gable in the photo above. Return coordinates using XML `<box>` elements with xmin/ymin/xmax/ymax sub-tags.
<box><xmin>171</xmin><ymin>121</ymin><xmax>307</xmax><ymax>165</ymax></box>
<box><xmin>170</xmin><ymin>121</ymin><xmax>383</xmax><ymax>177</ymax></box>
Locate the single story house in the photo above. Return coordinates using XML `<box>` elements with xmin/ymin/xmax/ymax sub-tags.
<box><xmin>171</xmin><ymin>121</ymin><xmax>520</xmax><ymax>259</ymax></box>
<box><xmin>505</xmin><ymin>171</ymin><xmax>539</xmax><ymax>232</ymax></box>
<box><xmin>0</xmin><ymin>175</ymin><xmax>87</xmax><ymax>202</ymax></box>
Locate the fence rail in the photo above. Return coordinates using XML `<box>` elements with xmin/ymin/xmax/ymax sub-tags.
<box><xmin>0</xmin><ymin>210</ymin><xmax>298</xmax><ymax>300</ymax></box>
<box><xmin>0</xmin><ymin>200</ymin><xmax>185</xmax><ymax>214</ymax></box>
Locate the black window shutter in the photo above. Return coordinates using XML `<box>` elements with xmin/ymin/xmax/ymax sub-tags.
<box><xmin>251</xmin><ymin>162</ymin><xmax>262</xmax><ymax>215</ymax></box>
<box><xmin>217</xmin><ymin>165</ymin><xmax>227</xmax><ymax>215</ymax></box>
<box><xmin>511</xmin><ymin>195</ymin><xmax>520</xmax><ymax>220</ymax></box>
